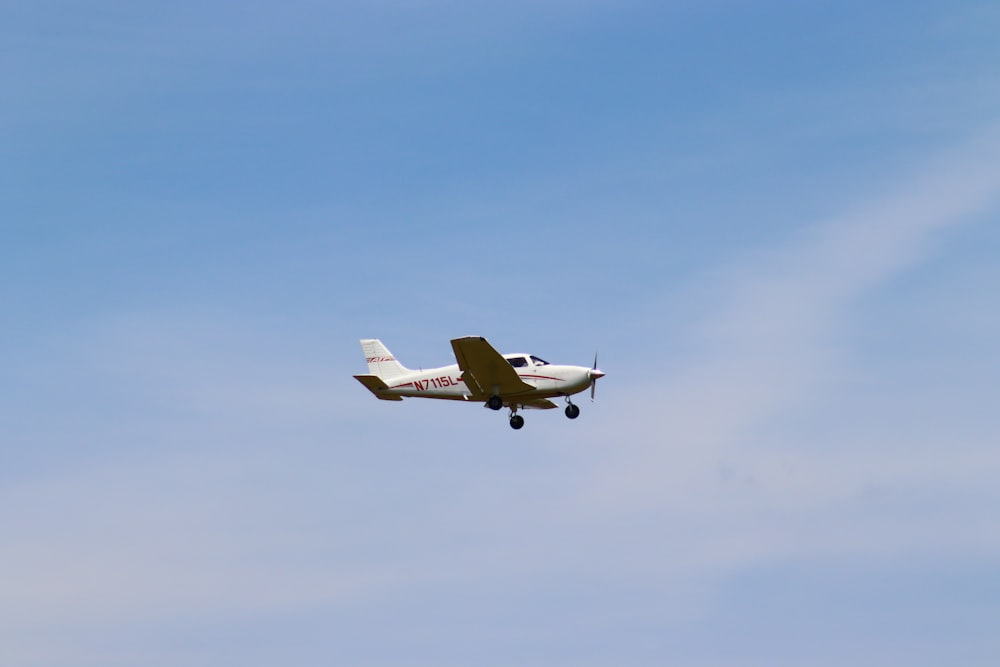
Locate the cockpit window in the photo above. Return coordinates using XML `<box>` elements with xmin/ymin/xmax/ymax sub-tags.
<box><xmin>507</xmin><ymin>356</ymin><xmax>528</xmax><ymax>368</ymax></box>
<box><xmin>530</xmin><ymin>356</ymin><xmax>549</xmax><ymax>366</ymax></box>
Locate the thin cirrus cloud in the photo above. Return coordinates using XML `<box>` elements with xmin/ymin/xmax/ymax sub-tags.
<box><xmin>568</xmin><ymin>124</ymin><xmax>1000</xmax><ymax>571</ymax></box>
<box><xmin>1</xmin><ymin>126</ymin><xmax>999</xmax><ymax>666</ymax></box>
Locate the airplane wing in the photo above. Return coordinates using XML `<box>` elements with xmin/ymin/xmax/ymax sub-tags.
<box><xmin>450</xmin><ymin>336</ymin><xmax>534</xmax><ymax>398</ymax></box>
<box><xmin>521</xmin><ymin>398</ymin><xmax>558</xmax><ymax>410</ymax></box>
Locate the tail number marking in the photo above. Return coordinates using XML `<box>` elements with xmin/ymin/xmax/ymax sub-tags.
<box><xmin>413</xmin><ymin>376</ymin><xmax>461</xmax><ymax>391</ymax></box>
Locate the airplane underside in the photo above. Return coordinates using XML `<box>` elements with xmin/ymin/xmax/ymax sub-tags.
<box><xmin>393</xmin><ymin>389</ymin><xmax>584</xmax><ymax>430</ymax></box>
<box><xmin>482</xmin><ymin>392</ymin><xmax>582</xmax><ymax>430</ymax></box>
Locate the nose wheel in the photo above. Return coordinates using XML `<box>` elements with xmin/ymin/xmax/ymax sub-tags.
<box><xmin>508</xmin><ymin>406</ymin><xmax>525</xmax><ymax>430</ymax></box>
<box><xmin>564</xmin><ymin>399</ymin><xmax>580</xmax><ymax>419</ymax></box>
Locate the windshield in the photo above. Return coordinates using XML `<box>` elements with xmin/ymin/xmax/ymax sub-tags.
<box><xmin>530</xmin><ymin>356</ymin><xmax>549</xmax><ymax>366</ymax></box>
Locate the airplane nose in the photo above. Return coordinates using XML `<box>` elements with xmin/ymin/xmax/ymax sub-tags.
<box><xmin>590</xmin><ymin>368</ymin><xmax>605</xmax><ymax>379</ymax></box>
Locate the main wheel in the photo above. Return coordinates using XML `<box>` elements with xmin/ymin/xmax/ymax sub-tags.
<box><xmin>509</xmin><ymin>415</ymin><xmax>525</xmax><ymax>430</ymax></box>
<box><xmin>487</xmin><ymin>395</ymin><xmax>503</xmax><ymax>411</ymax></box>
<box><xmin>565</xmin><ymin>404</ymin><xmax>580</xmax><ymax>419</ymax></box>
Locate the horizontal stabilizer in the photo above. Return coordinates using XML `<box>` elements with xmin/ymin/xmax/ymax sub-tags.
<box><xmin>354</xmin><ymin>374</ymin><xmax>403</xmax><ymax>401</ymax></box>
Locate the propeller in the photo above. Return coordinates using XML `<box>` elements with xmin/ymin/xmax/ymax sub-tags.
<box><xmin>589</xmin><ymin>352</ymin><xmax>605</xmax><ymax>401</ymax></box>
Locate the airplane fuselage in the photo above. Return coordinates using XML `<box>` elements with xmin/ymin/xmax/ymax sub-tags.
<box><xmin>384</xmin><ymin>358</ymin><xmax>592</xmax><ymax>402</ymax></box>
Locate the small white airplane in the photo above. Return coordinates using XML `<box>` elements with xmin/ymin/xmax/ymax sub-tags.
<box><xmin>354</xmin><ymin>337</ymin><xmax>605</xmax><ymax>429</ymax></box>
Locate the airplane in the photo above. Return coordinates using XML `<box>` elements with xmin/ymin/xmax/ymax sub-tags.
<box><xmin>354</xmin><ymin>336</ymin><xmax>605</xmax><ymax>429</ymax></box>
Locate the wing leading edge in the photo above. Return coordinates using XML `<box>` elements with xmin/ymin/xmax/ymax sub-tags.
<box><xmin>450</xmin><ymin>336</ymin><xmax>534</xmax><ymax>398</ymax></box>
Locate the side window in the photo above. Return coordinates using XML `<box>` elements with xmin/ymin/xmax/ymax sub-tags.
<box><xmin>507</xmin><ymin>357</ymin><xmax>528</xmax><ymax>368</ymax></box>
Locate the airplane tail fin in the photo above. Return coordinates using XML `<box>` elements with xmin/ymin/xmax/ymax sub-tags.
<box><xmin>360</xmin><ymin>339</ymin><xmax>411</xmax><ymax>380</ymax></box>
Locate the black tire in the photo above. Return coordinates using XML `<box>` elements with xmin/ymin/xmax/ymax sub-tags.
<box><xmin>565</xmin><ymin>404</ymin><xmax>580</xmax><ymax>419</ymax></box>
<box><xmin>510</xmin><ymin>415</ymin><xmax>525</xmax><ymax>430</ymax></box>
<box><xmin>487</xmin><ymin>395</ymin><xmax>503</xmax><ymax>411</ymax></box>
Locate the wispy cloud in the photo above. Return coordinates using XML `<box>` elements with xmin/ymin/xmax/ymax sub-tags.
<box><xmin>6</xmin><ymin>126</ymin><xmax>1000</xmax><ymax>621</ymax></box>
<box><xmin>565</xmin><ymin>125</ymin><xmax>1000</xmax><ymax>568</ymax></box>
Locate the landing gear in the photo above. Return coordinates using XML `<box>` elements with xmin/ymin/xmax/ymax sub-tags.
<box><xmin>508</xmin><ymin>406</ymin><xmax>525</xmax><ymax>430</ymax></box>
<box><xmin>486</xmin><ymin>395</ymin><xmax>503</xmax><ymax>411</ymax></box>
<box><xmin>564</xmin><ymin>398</ymin><xmax>580</xmax><ymax>420</ymax></box>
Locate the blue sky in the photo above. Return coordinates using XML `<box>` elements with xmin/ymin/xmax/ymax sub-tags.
<box><xmin>3</xmin><ymin>1</ymin><xmax>1000</xmax><ymax>665</ymax></box>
